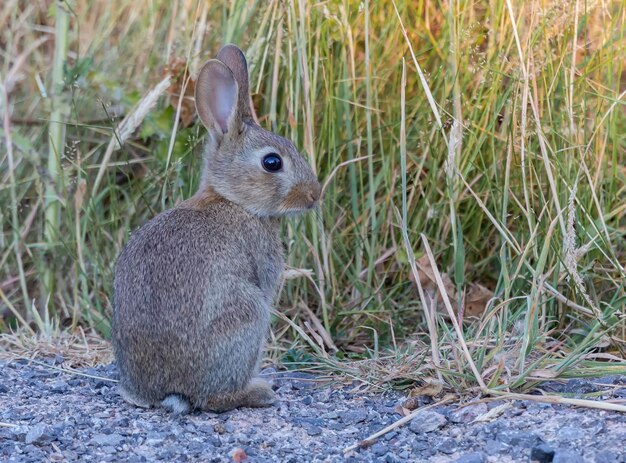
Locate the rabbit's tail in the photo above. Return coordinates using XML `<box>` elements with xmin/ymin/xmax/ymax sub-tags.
<box><xmin>161</xmin><ymin>394</ymin><xmax>191</xmax><ymax>414</ymax></box>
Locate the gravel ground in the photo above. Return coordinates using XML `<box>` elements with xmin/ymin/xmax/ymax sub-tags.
<box><xmin>1</xmin><ymin>358</ymin><xmax>625</xmax><ymax>462</ymax></box>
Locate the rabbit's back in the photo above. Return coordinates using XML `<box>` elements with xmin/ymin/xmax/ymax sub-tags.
<box><xmin>112</xmin><ymin>199</ymin><xmax>283</xmax><ymax>405</ymax></box>
<box><xmin>115</xmin><ymin>200</ymin><xmax>283</xmax><ymax>302</ymax></box>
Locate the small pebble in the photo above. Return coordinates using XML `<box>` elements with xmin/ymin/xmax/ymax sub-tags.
<box><xmin>48</xmin><ymin>380</ymin><xmax>68</xmax><ymax>393</ymax></box>
<box><xmin>371</xmin><ymin>442</ymin><xmax>387</xmax><ymax>456</ymax></box>
<box><xmin>594</xmin><ymin>450</ymin><xmax>619</xmax><ymax>463</ymax></box>
<box><xmin>557</xmin><ymin>426</ymin><xmax>585</xmax><ymax>441</ymax></box>
<box><xmin>453</xmin><ymin>452</ymin><xmax>487</xmax><ymax>463</ymax></box>
<box><xmin>449</xmin><ymin>403</ymin><xmax>488</xmax><ymax>424</ymax></box>
<box><xmin>305</xmin><ymin>425</ymin><xmax>322</xmax><ymax>436</ymax></box>
<box><xmin>436</xmin><ymin>439</ymin><xmax>457</xmax><ymax>455</ymax></box>
<box><xmin>553</xmin><ymin>450</ymin><xmax>585</xmax><ymax>463</ymax></box>
<box><xmin>25</xmin><ymin>423</ymin><xmax>50</xmax><ymax>445</ymax></box>
<box><xmin>90</xmin><ymin>433</ymin><xmax>124</xmax><ymax>447</ymax></box>
<box><xmin>340</xmin><ymin>410</ymin><xmax>368</xmax><ymax>424</ymax></box>
<box><xmin>408</xmin><ymin>410</ymin><xmax>447</xmax><ymax>433</ymax></box>
<box><xmin>496</xmin><ymin>429</ymin><xmax>542</xmax><ymax>448</ymax></box>
<box><xmin>530</xmin><ymin>443</ymin><xmax>556</xmax><ymax>463</ymax></box>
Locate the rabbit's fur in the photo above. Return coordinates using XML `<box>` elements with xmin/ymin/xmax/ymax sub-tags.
<box><xmin>112</xmin><ymin>45</ymin><xmax>321</xmax><ymax>413</ymax></box>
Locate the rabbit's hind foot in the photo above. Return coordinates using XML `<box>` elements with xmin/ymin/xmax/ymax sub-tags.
<box><xmin>118</xmin><ymin>385</ymin><xmax>153</xmax><ymax>409</ymax></box>
<box><xmin>201</xmin><ymin>377</ymin><xmax>276</xmax><ymax>412</ymax></box>
<box><xmin>244</xmin><ymin>377</ymin><xmax>276</xmax><ymax>408</ymax></box>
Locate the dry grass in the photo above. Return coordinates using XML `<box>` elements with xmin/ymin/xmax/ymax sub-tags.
<box><xmin>0</xmin><ymin>329</ymin><xmax>113</xmax><ymax>368</ymax></box>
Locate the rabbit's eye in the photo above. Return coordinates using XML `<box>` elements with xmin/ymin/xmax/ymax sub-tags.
<box><xmin>262</xmin><ymin>153</ymin><xmax>283</xmax><ymax>172</ymax></box>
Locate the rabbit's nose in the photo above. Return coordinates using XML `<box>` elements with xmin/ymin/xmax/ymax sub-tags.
<box><xmin>308</xmin><ymin>182</ymin><xmax>322</xmax><ymax>203</ymax></box>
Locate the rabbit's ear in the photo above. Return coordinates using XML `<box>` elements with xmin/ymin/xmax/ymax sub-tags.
<box><xmin>195</xmin><ymin>59</ymin><xmax>239</xmax><ymax>136</ymax></box>
<box><xmin>217</xmin><ymin>44</ymin><xmax>256</xmax><ymax>122</ymax></box>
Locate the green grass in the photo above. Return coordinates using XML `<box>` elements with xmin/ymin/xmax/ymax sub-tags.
<box><xmin>1</xmin><ymin>0</ymin><xmax>625</xmax><ymax>393</ymax></box>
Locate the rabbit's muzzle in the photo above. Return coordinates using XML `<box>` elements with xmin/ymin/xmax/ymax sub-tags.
<box><xmin>283</xmin><ymin>180</ymin><xmax>322</xmax><ymax>212</ymax></box>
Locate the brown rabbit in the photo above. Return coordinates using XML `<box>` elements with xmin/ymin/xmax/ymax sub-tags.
<box><xmin>112</xmin><ymin>44</ymin><xmax>321</xmax><ymax>414</ymax></box>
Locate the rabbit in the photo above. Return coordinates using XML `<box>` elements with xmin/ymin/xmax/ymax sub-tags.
<box><xmin>111</xmin><ymin>44</ymin><xmax>321</xmax><ymax>414</ymax></box>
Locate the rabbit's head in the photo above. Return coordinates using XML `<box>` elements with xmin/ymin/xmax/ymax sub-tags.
<box><xmin>195</xmin><ymin>44</ymin><xmax>321</xmax><ymax>217</ymax></box>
